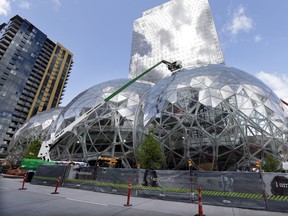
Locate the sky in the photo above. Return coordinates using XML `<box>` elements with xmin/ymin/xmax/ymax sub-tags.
<box><xmin>0</xmin><ymin>0</ymin><xmax>287</xmax><ymax>106</ymax></box>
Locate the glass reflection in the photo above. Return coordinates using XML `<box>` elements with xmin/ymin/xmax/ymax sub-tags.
<box><xmin>134</xmin><ymin>64</ymin><xmax>288</xmax><ymax>171</ymax></box>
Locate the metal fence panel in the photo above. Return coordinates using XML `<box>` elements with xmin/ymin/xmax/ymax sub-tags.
<box><xmin>263</xmin><ymin>173</ymin><xmax>288</xmax><ymax>212</ymax></box>
<box><xmin>137</xmin><ymin>169</ymin><xmax>191</xmax><ymax>202</ymax></box>
<box><xmin>63</xmin><ymin>166</ymin><xmax>138</xmax><ymax>196</ymax></box>
<box><xmin>193</xmin><ymin>171</ymin><xmax>227</xmax><ymax>206</ymax></box>
<box><xmin>31</xmin><ymin>165</ymin><xmax>70</xmax><ymax>186</ymax></box>
<box><xmin>218</xmin><ymin>172</ymin><xmax>264</xmax><ymax>210</ymax></box>
<box><xmin>63</xmin><ymin>166</ymin><xmax>98</xmax><ymax>191</ymax></box>
<box><xmin>96</xmin><ymin>167</ymin><xmax>138</xmax><ymax>196</ymax></box>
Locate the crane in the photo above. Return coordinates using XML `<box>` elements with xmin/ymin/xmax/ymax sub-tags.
<box><xmin>38</xmin><ymin>60</ymin><xmax>182</xmax><ymax>161</ymax></box>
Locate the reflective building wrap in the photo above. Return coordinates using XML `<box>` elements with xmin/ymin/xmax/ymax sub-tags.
<box><xmin>0</xmin><ymin>15</ymin><xmax>73</xmax><ymax>157</ymax></box>
<box><xmin>129</xmin><ymin>0</ymin><xmax>224</xmax><ymax>84</ymax></box>
<box><xmin>134</xmin><ymin>64</ymin><xmax>288</xmax><ymax>170</ymax></box>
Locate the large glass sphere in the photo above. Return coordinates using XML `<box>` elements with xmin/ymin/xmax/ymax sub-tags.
<box><xmin>49</xmin><ymin>79</ymin><xmax>152</xmax><ymax>167</ymax></box>
<box><xmin>134</xmin><ymin>64</ymin><xmax>288</xmax><ymax>171</ymax></box>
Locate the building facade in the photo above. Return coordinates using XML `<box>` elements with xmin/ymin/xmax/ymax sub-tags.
<box><xmin>0</xmin><ymin>15</ymin><xmax>73</xmax><ymax>158</ymax></box>
<box><xmin>129</xmin><ymin>0</ymin><xmax>224</xmax><ymax>84</ymax></box>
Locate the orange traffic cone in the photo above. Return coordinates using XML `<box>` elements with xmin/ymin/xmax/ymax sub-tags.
<box><xmin>195</xmin><ymin>184</ymin><xmax>205</xmax><ymax>216</ymax></box>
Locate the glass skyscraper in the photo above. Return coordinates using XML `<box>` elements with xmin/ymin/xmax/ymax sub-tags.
<box><xmin>0</xmin><ymin>15</ymin><xmax>73</xmax><ymax>158</ymax></box>
<box><xmin>129</xmin><ymin>0</ymin><xmax>224</xmax><ymax>84</ymax></box>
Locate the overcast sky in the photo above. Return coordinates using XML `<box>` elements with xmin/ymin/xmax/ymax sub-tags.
<box><xmin>0</xmin><ymin>0</ymin><xmax>287</xmax><ymax>105</ymax></box>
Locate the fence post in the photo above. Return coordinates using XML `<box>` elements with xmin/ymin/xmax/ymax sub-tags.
<box><xmin>188</xmin><ymin>159</ymin><xmax>195</xmax><ymax>203</ymax></box>
<box><xmin>256</xmin><ymin>161</ymin><xmax>269</xmax><ymax>210</ymax></box>
<box><xmin>136</xmin><ymin>164</ymin><xmax>141</xmax><ymax>197</ymax></box>
<box><xmin>61</xmin><ymin>164</ymin><xmax>71</xmax><ymax>187</ymax></box>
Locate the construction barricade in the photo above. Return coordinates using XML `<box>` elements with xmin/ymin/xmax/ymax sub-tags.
<box><xmin>137</xmin><ymin>169</ymin><xmax>191</xmax><ymax>202</ymax></box>
<box><xmin>263</xmin><ymin>173</ymin><xmax>288</xmax><ymax>212</ymax></box>
<box><xmin>63</xmin><ymin>166</ymin><xmax>138</xmax><ymax>196</ymax></box>
<box><xmin>31</xmin><ymin>164</ymin><xmax>70</xmax><ymax>187</ymax></box>
<box><xmin>194</xmin><ymin>171</ymin><xmax>265</xmax><ymax>210</ymax></box>
<box><xmin>30</xmin><ymin>164</ymin><xmax>288</xmax><ymax>213</ymax></box>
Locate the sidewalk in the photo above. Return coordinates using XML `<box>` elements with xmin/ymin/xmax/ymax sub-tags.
<box><xmin>1</xmin><ymin>175</ymin><xmax>287</xmax><ymax>216</ymax></box>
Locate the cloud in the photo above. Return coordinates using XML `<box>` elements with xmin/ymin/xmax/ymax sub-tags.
<box><xmin>170</xmin><ymin>0</ymin><xmax>191</xmax><ymax>29</ymax></box>
<box><xmin>131</xmin><ymin>30</ymin><xmax>152</xmax><ymax>57</ymax></box>
<box><xmin>158</xmin><ymin>29</ymin><xmax>174</xmax><ymax>51</ymax></box>
<box><xmin>224</xmin><ymin>5</ymin><xmax>253</xmax><ymax>35</ymax></box>
<box><xmin>0</xmin><ymin>0</ymin><xmax>11</xmax><ymax>16</ymax></box>
<box><xmin>254</xmin><ymin>34</ymin><xmax>263</xmax><ymax>43</ymax></box>
<box><xmin>18</xmin><ymin>0</ymin><xmax>30</xmax><ymax>9</ymax></box>
<box><xmin>256</xmin><ymin>71</ymin><xmax>288</xmax><ymax>101</ymax></box>
<box><xmin>52</xmin><ymin>0</ymin><xmax>61</xmax><ymax>11</ymax></box>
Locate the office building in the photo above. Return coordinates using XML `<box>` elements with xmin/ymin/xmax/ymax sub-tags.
<box><xmin>0</xmin><ymin>15</ymin><xmax>73</xmax><ymax>158</ymax></box>
<box><xmin>129</xmin><ymin>0</ymin><xmax>224</xmax><ymax>84</ymax></box>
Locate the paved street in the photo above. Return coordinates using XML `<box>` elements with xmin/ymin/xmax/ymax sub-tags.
<box><xmin>0</xmin><ymin>175</ymin><xmax>287</xmax><ymax>216</ymax></box>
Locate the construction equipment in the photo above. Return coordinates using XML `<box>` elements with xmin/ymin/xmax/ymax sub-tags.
<box><xmin>19</xmin><ymin>158</ymin><xmax>57</xmax><ymax>182</ymax></box>
<box><xmin>38</xmin><ymin>60</ymin><xmax>182</xmax><ymax>162</ymax></box>
<box><xmin>20</xmin><ymin>158</ymin><xmax>56</xmax><ymax>170</ymax></box>
<box><xmin>281</xmin><ymin>99</ymin><xmax>288</xmax><ymax>107</ymax></box>
<box><xmin>97</xmin><ymin>156</ymin><xmax>121</xmax><ymax>168</ymax></box>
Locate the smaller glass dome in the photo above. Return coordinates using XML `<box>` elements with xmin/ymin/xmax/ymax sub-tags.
<box><xmin>6</xmin><ymin>107</ymin><xmax>63</xmax><ymax>164</ymax></box>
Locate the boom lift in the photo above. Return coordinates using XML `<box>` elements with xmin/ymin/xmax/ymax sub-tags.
<box><xmin>281</xmin><ymin>99</ymin><xmax>288</xmax><ymax>107</ymax></box>
<box><xmin>38</xmin><ymin>60</ymin><xmax>182</xmax><ymax>161</ymax></box>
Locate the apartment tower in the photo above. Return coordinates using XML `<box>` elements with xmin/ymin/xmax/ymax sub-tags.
<box><xmin>0</xmin><ymin>15</ymin><xmax>73</xmax><ymax>157</ymax></box>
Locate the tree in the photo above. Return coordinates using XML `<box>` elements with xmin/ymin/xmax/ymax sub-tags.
<box><xmin>23</xmin><ymin>140</ymin><xmax>42</xmax><ymax>159</ymax></box>
<box><xmin>261</xmin><ymin>155</ymin><xmax>281</xmax><ymax>172</ymax></box>
<box><xmin>136</xmin><ymin>128</ymin><xmax>164</xmax><ymax>170</ymax></box>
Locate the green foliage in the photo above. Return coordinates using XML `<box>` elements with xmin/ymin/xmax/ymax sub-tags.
<box><xmin>136</xmin><ymin>128</ymin><xmax>164</xmax><ymax>170</ymax></box>
<box><xmin>261</xmin><ymin>155</ymin><xmax>281</xmax><ymax>172</ymax></box>
<box><xmin>23</xmin><ymin>140</ymin><xmax>41</xmax><ymax>159</ymax></box>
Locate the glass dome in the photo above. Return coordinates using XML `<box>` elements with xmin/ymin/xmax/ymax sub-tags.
<box><xmin>134</xmin><ymin>64</ymin><xmax>288</xmax><ymax>171</ymax></box>
<box><xmin>6</xmin><ymin>107</ymin><xmax>63</xmax><ymax>164</ymax></box>
<box><xmin>48</xmin><ymin>79</ymin><xmax>152</xmax><ymax>167</ymax></box>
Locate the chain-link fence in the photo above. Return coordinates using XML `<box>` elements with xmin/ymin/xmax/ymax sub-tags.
<box><xmin>31</xmin><ymin>164</ymin><xmax>69</xmax><ymax>186</ymax></box>
<box><xmin>31</xmin><ymin>165</ymin><xmax>288</xmax><ymax>212</ymax></box>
